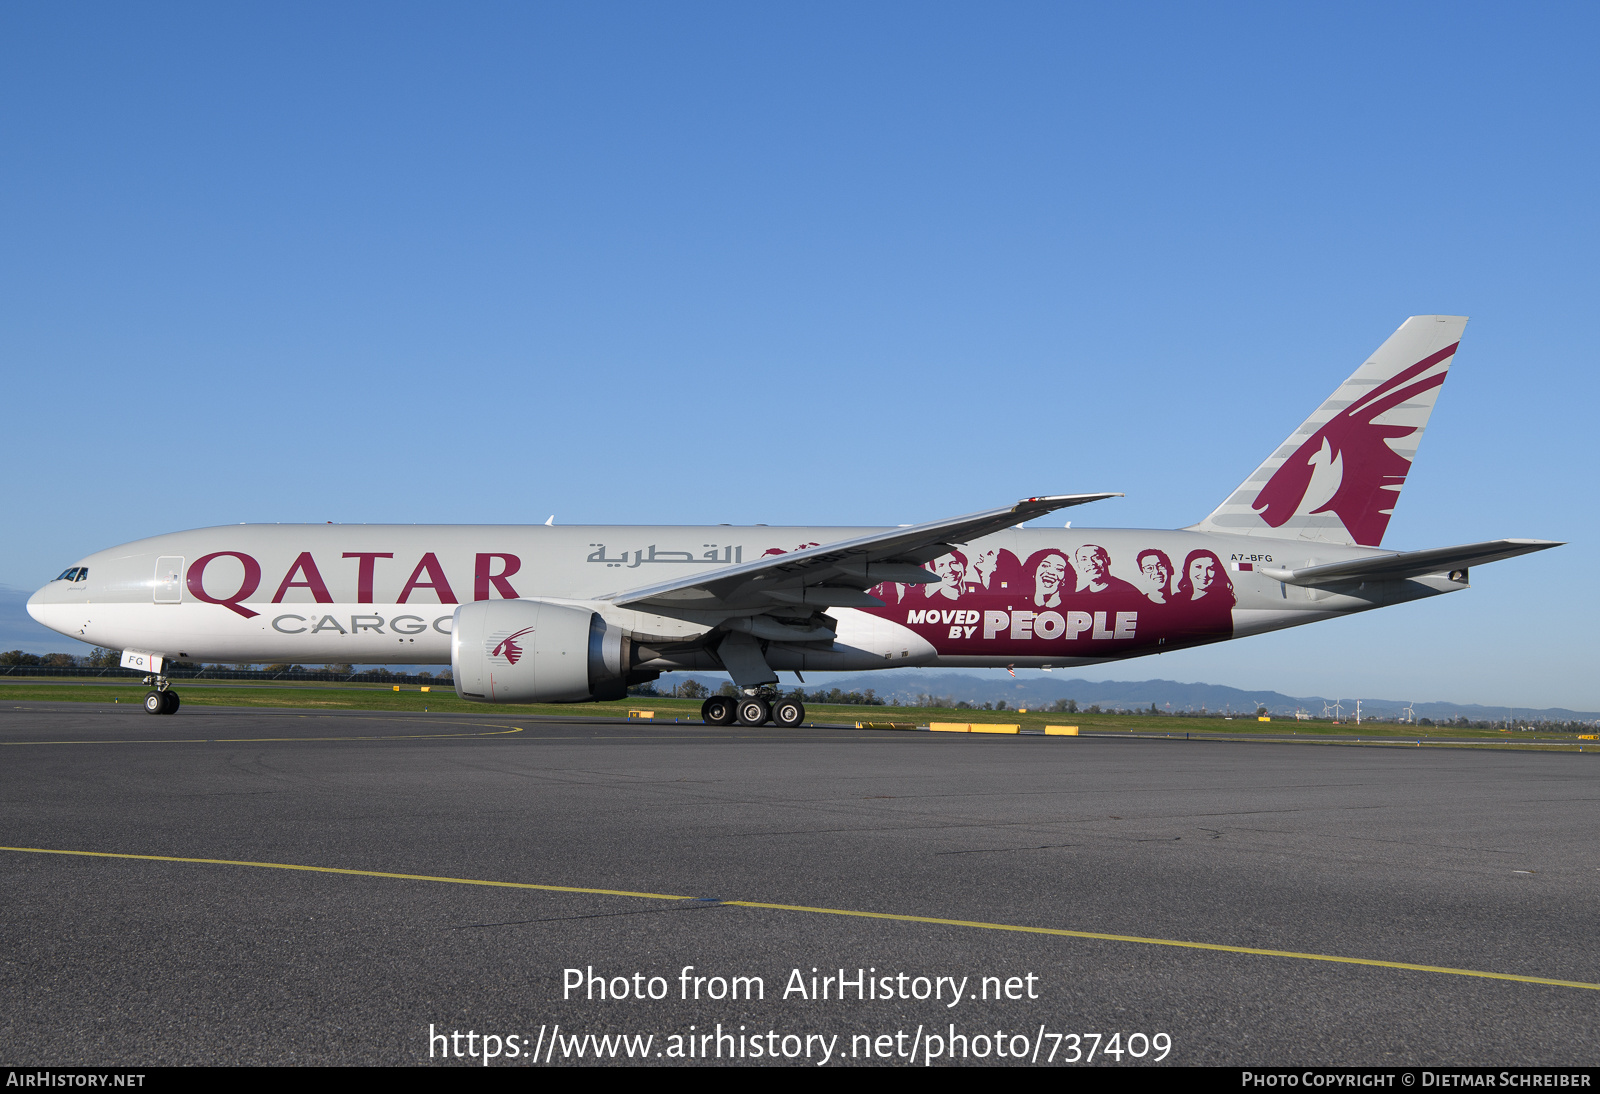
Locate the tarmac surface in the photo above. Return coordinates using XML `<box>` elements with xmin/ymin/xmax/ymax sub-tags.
<box><xmin>2</xmin><ymin>699</ymin><xmax>1596</xmax><ymax>1067</ymax></box>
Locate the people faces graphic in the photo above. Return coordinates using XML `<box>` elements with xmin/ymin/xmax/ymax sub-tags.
<box><xmin>1030</xmin><ymin>551</ymin><xmax>1068</xmax><ymax>608</ymax></box>
<box><xmin>964</xmin><ymin>547</ymin><xmax>999</xmax><ymax>591</ymax></box>
<box><xmin>926</xmin><ymin>551</ymin><xmax>966</xmax><ymax>601</ymax></box>
<box><xmin>1177</xmin><ymin>550</ymin><xmax>1232</xmax><ymax>603</ymax></box>
<box><xmin>1068</xmin><ymin>544</ymin><xmax>1142</xmax><ymax>600</ymax></box>
<box><xmin>1168</xmin><ymin>549</ymin><xmax>1236</xmax><ymax>641</ymax></box>
<box><xmin>1137</xmin><ymin>549</ymin><xmax>1174</xmax><ymax>604</ymax></box>
<box><xmin>869</xmin><ymin>541</ymin><xmax>1237</xmax><ymax>651</ymax></box>
<box><xmin>1073</xmin><ymin>544</ymin><xmax>1112</xmax><ymax>592</ymax></box>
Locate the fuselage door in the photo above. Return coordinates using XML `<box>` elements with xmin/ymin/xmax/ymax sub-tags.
<box><xmin>154</xmin><ymin>557</ymin><xmax>184</xmax><ymax>604</ymax></box>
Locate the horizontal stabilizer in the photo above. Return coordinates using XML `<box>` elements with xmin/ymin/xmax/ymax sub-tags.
<box><xmin>1257</xmin><ymin>539</ymin><xmax>1562</xmax><ymax>588</ymax></box>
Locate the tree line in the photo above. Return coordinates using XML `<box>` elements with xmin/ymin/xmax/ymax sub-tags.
<box><xmin>2</xmin><ymin>648</ymin><xmax>123</xmax><ymax>667</ymax></box>
<box><xmin>630</xmin><ymin>679</ymin><xmax>887</xmax><ymax>706</ymax></box>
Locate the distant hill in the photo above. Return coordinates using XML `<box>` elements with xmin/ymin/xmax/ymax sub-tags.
<box><xmin>652</xmin><ymin>669</ymin><xmax>1600</xmax><ymax>723</ymax></box>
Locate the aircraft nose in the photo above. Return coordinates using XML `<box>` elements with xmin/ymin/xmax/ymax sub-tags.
<box><xmin>26</xmin><ymin>582</ymin><xmax>78</xmax><ymax>637</ymax></box>
<box><xmin>26</xmin><ymin>585</ymin><xmax>48</xmax><ymax>624</ymax></box>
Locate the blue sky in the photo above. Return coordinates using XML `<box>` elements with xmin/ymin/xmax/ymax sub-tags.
<box><xmin>2</xmin><ymin>3</ymin><xmax>1595</xmax><ymax>708</ymax></box>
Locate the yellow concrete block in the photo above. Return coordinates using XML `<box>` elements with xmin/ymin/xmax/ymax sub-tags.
<box><xmin>970</xmin><ymin>724</ymin><xmax>1020</xmax><ymax>734</ymax></box>
<box><xmin>929</xmin><ymin>722</ymin><xmax>971</xmax><ymax>732</ymax></box>
<box><xmin>1258</xmin><ymin>715</ymin><xmax>1271</xmax><ymax>721</ymax></box>
<box><xmin>392</xmin><ymin>685</ymin><xmax>401</xmax><ymax>692</ymax></box>
<box><xmin>1044</xmin><ymin>725</ymin><xmax>1080</xmax><ymax>736</ymax></box>
<box><xmin>420</xmin><ymin>686</ymin><xmax>430</xmax><ymax>692</ymax></box>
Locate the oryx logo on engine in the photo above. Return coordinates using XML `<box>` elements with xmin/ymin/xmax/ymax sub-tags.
<box><xmin>488</xmin><ymin>627</ymin><xmax>535</xmax><ymax>665</ymax></box>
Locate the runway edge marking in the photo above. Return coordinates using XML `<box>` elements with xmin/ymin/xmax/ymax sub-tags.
<box><xmin>3</xmin><ymin>846</ymin><xmax>1594</xmax><ymax>992</ymax></box>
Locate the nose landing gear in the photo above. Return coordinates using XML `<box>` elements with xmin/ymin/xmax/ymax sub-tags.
<box><xmin>142</xmin><ymin>676</ymin><xmax>180</xmax><ymax>715</ymax></box>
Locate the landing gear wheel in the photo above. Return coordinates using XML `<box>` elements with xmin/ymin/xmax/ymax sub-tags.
<box><xmin>702</xmin><ymin>696</ymin><xmax>736</xmax><ymax>726</ymax></box>
<box><xmin>143</xmin><ymin>690</ymin><xmax>165</xmax><ymax>716</ymax></box>
<box><xmin>736</xmin><ymin>697</ymin><xmax>771</xmax><ymax>726</ymax></box>
<box><xmin>772</xmin><ymin>698</ymin><xmax>805</xmax><ymax>728</ymax></box>
<box><xmin>162</xmin><ymin>691</ymin><xmax>180</xmax><ymax>715</ymax></box>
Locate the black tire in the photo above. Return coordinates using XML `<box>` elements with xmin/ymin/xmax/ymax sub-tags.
<box><xmin>772</xmin><ymin>698</ymin><xmax>805</xmax><ymax>728</ymax></box>
<box><xmin>162</xmin><ymin>691</ymin><xmax>181</xmax><ymax>715</ymax></box>
<box><xmin>143</xmin><ymin>690</ymin><xmax>165</xmax><ymax>716</ymax></box>
<box><xmin>702</xmin><ymin>696</ymin><xmax>736</xmax><ymax>726</ymax></box>
<box><xmin>736</xmin><ymin>697</ymin><xmax>771</xmax><ymax>726</ymax></box>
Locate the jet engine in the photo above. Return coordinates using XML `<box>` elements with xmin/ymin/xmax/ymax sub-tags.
<box><xmin>452</xmin><ymin>599</ymin><xmax>633</xmax><ymax>703</ymax></box>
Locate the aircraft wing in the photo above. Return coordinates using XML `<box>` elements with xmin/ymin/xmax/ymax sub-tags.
<box><xmin>1257</xmin><ymin>539</ymin><xmax>1562</xmax><ymax>588</ymax></box>
<box><xmin>604</xmin><ymin>493</ymin><xmax>1121</xmax><ymax>612</ymax></box>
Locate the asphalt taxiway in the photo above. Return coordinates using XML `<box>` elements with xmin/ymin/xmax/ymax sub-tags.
<box><xmin>2</xmin><ymin>700</ymin><xmax>1596</xmax><ymax>1066</ymax></box>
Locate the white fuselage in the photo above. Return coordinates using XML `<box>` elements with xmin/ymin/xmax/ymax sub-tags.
<box><xmin>26</xmin><ymin>523</ymin><xmax>1455</xmax><ymax>673</ymax></box>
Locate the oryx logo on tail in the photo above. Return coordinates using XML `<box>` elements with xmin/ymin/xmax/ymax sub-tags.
<box><xmin>1193</xmin><ymin>316</ymin><xmax>1467</xmax><ymax>548</ymax></box>
<box><xmin>1252</xmin><ymin>341</ymin><xmax>1457</xmax><ymax>547</ymax></box>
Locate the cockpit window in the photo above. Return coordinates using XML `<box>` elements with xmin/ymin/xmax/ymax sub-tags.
<box><xmin>75</xmin><ymin>568</ymin><xmax>88</xmax><ymax>582</ymax></box>
<box><xmin>56</xmin><ymin>568</ymin><xmax>80</xmax><ymax>582</ymax></box>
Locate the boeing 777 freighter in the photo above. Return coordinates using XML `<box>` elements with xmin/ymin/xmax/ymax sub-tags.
<box><xmin>28</xmin><ymin>317</ymin><xmax>1559</xmax><ymax>725</ymax></box>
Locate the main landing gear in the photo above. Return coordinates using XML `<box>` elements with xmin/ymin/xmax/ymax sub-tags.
<box><xmin>702</xmin><ymin>695</ymin><xmax>736</xmax><ymax>726</ymax></box>
<box><xmin>770</xmin><ymin>695</ymin><xmax>805</xmax><ymax>728</ymax></box>
<box><xmin>142</xmin><ymin>676</ymin><xmax>180</xmax><ymax>716</ymax></box>
<box><xmin>702</xmin><ymin>692</ymin><xmax>806</xmax><ymax>728</ymax></box>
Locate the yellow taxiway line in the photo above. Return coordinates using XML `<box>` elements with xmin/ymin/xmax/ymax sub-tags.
<box><xmin>2</xmin><ymin>845</ymin><xmax>1594</xmax><ymax>992</ymax></box>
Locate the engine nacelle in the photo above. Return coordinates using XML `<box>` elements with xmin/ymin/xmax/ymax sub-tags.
<box><xmin>451</xmin><ymin>599</ymin><xmax>629</xmax><ymax>703</ymax></box>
